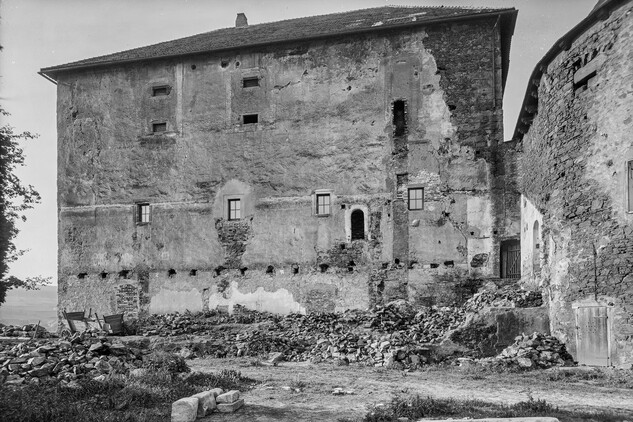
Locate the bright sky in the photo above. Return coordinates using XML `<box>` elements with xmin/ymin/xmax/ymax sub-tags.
<box><xmin>0</xmin><ymin>0</ymin><xmax>598</xmax><ymax>284</ymax></box>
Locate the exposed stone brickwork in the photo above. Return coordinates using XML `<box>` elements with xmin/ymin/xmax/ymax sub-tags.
<box><xmin>116</xmin><ymin>284</ymin><xmax>139</xmax><ymax>318</ymax></box>
<box><xmin>215</xmin><ymin>219</ymin><xmax>253</xmax><ymax>269</ymax></box>
<box><xmin>518</xmin><ymin>1</ymin><xmax>633</xmax><ymax>365</ymax></box>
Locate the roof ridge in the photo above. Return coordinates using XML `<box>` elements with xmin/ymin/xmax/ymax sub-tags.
<box><xmin>41</xmin><ymin>5</ymin><xmax>516</xmax><ymax>75</ymax></box>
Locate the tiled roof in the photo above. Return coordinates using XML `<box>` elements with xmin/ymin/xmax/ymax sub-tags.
<box><xmin>40</xmin><ymin>6</ymin><xmax>515</xmax><ymax>76</ymax></box>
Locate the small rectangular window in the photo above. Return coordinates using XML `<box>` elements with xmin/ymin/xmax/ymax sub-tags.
<box><xmin>316</xmin><ymin>194</ymin><xmax>331</xmax><ymax>215</ymax></box>
<box><xmin>152</xmin><ymin>86</ymin><xmax>170</xmax><ymax>96</ymax></box>
<box><xmin>228</xmin><ymin>199</ymin><xmax>241</xmax><ymax>220</ymax></box>
<box><xmin>137</xmin><ymin>203</ymin><xmax>150</xmax><ymax>224</ymax></box>
<box><xmin>242</xmin><ymin>77</ymin><xmax>259</xmax><ymax>88</ymax></box>
<box><xmin>243</xmin><ymin>114</ymin><xmax>258</xmax><ymax>124</ymax></box>
<box><xmin>408</xmin><ymin>187</ymin><xmax>424</xmax><ymax>210</ymax></box>
<box><xmin>628</xmin><ymin>160</ymin><xmax>633</xmax><ymax>212</ymax></box>
<box><xmin>152</xmin><ymin>122</ymin><xmax>167</xmax><ymax>133</ymax></box>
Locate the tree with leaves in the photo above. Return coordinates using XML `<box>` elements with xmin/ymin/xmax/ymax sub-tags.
<box><xmin>0</xmin><ymin>107</ymin><xmax>51</xmax><ymax>306</ymax></box>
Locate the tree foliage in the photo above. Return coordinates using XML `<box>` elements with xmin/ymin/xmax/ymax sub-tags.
<box><xmin>0</xmin><ymin>107</ymin><xmax>51</xmax><ymax>305</ymax></box>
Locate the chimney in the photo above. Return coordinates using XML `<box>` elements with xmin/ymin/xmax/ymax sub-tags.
<box><xmin>236</xmin><ymin>13</ymin><xmax>248</xmax><ymax>28</ymax></box>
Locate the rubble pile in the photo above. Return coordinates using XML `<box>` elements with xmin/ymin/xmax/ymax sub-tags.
<box><xmin>144</xmin><ymin>301</ymin><xmax>468</xmax><ymax>367</ymax></box>
<box><xmin>463</xmin><ymin>286</ymin><xmax>543</xmax><ymax>313</ymax></box>
<box><xmin>0</xmin><ymin>332</ymin><xmax>144</xmax><ymax>386</ymax></box>
<box><xmin>0</xmin><ymin>323</ymin><xmax>54</xmax><ymax>339</ymax></box>
<box><xmin>479</xmin><ymin>332</ymin><xmax>574</xmax><ymax>369</ymax></box>
<box><xmin>140</xmin><ymin>305</ymin><xmax>282</xmax><ymax>336</ymax></box>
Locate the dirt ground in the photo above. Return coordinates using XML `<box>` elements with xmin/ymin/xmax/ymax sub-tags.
<box><xmin>189</xmin><ymin>357</ymin><xmax>633</xmax><ymax>422</ymax></box>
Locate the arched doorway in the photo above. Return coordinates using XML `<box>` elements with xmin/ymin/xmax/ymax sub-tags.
<box><xmin>500</xmin><ymin>239</ymin><xmax>521</xmax><ymax>279</ymax></box>
<box><xmin>351</xmin><ymin>209</ymin><xmax>365</xmax><ymax>240</ymax></box>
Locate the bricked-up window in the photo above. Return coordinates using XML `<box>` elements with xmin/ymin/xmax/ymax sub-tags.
<box><xmin>316</xmin><ymin>194</ymin><xmax>331</xmax><ymax>215</ymax></box>
<box><xmin>137</xmin><ymin>203</ymin><xmax>150</xmax><ymax>224</ymax></box>
<box><xmin>242</xmin><ymin>77</ymin><xmax>259</xmax><ymax>88</ymax></box>
<box><xmin>228</xmin><ymin>199</ymin><xmax>241</xmax><ymax>220</ymax></box>
<box><xmin>152</xmin><ymin>122</ymin><xmax>167</xmax><ymax>133</ymax></box>
<box><xmin>408</xmin><ymin>188</ymin><xmax>424</xmax><ymax>210</ymax></box>
<box><xmin>152</xmin><ymin>86</ymin><xmax>170</xmax><ymax>96</ymax></box>
<box><xmin>243</xmin><ymin>114</ymin><xmax>258</xmax><ymax>124</ymax></box>
<box><xmin>628</xmin><ymin>160</ymin><xmax>633</xmax><ymax>212</ymax></box>
<box><xmin>393</xmin><ymin>99</ymin><xmax>407</xmax><ymax>136</ymax></box>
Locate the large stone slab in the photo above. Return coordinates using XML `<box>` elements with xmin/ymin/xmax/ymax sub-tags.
<box><xmin>217</xmin><ymin>398</ymin><xmax>244</xmax><ymax>413</ymax></box>
<box><xmin>419</xmin><ymin>418</ymin><xmax>559</xmax><ymax>422</ymax></box>
<box><xmin>216</xmin><ymin>390</ymin><xmax>240</xmax><ymax>404</ymax></box>
<box><xmin>171</xmin><ymin>397</ymin><xmax>198</xmax><ymax>422</ymax></box>
<box><xmin>191</xmin><ymin>391</ymin><xmax>216</xmax><ymax>417</ymax></box>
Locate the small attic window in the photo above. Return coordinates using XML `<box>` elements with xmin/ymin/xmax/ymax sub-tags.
<box><xmin>243</xmin><ymin>114</ymin><xmax>258</xmax><ymax>124</ymax></box>
<box><xmin>152</xmin><ymin>122</ymin><xmax>167</xmax><ymax>133</ymax></box>
<box><xmin>152</xmin><ymin>86</ymin><xmax>170</xmax><ymax>96</ymax></box>
<box><xmin>243</xmin><ymin>77</ymin><xmax>259</xmax><ymax>88</ymax></box>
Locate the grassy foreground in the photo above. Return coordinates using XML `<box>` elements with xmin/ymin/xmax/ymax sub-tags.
<box><xmin>0</xmin><ymin>368</ymin><xmax>255</xmax><ymax>422</ymax></box>
<box><xmin>344</xmin><ymin>394</ymin><xmax>626</xmax><ymax>422</ymax></box>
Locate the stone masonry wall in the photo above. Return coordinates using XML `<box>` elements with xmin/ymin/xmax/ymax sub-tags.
<box><xmin>56</xmin><ymin>18</ymin><xmax>515</xmax><ymax>319</ymax></box>
<box><xmin>519</xmin><ymin>2</ymin><xmax>633</xmax><ymax>365</ymax></box>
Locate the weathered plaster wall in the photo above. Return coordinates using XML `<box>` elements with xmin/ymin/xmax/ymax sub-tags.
<box><xmin>57</xmin><ymin>19</ymin><xmax>515</xmax><ymax>318</ymax></box>
<box><xmin>519</xmin><ymin>2</ymin><xmax>633</xmax><ymax>365</ymax></box>
<box><xmin>520</xmin><ymin>195</ymin><xmax>544</xmax><ymax>286</ymax></box>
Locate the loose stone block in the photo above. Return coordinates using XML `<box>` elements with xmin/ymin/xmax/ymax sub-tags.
<box><xmin>208</xmin><ymin>387</ymin><xmax>223</xmax><ymax>397</ymax></box>
<box><xmin>217</xmin><ymin>398</ymin><xmax>244</xmax><ymax>413</ymax></box>
<box><xmin>191</xmin><ymin>391</ymin><xmax>216</xmax><ymax>417</ymax></box>
<box><xmin>171</xmin><ymin>397</ymin><xmax>198</xmax><ymax>422</ymax></box>
<box><xmin>216</xmin><ymin>390</ymin><xmax>240</xmax><ymax>403</ymax></box>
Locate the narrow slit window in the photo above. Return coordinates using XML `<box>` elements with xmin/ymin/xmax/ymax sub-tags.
<box><xmin>316</xmin><ymin>194</ymin><xmax>331</xmax><ymax>215</ymax></box>
<box><xmin>137</xmin><ymin>203</ymin><xmax>150</xmax><ymax>224</ymax></box>
<box><xmin>152</xmin><ymin>86</ymin><xmax>170</xmax><ymax>96</ymax></box>
<box><xmin>393</xmin><ymin>99</ymin><xmax>406</xmax><ymax>136</ymax></box>
<box><xmin>152</xmin><ymin>122</ymin><xmax>167</xmax><ymax>133</ymax></box>
<box><xmin>228</xmin><ymin>199</ymin><xmax>241</xmax><ymax>220</ymax></box>
<box><xmin>628</xmin><ymin>160</ymin><xmax>633</xmax><ymax>212</ymax></box>
<box><xmin>408</xmin><ymin>188</ymin><xmax>424</xmax><ymax>210</ymax></box>
<box><xmin>242</xmin><ymin>77</ymin><xmax>259</xmax><ymax>88</ymax></box>
<box><xmin>243</xmin><ymin>114</ymin><xmax>258</xmax><ymax>124</ymax></box>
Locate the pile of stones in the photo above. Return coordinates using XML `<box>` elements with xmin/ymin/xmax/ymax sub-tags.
<box><xmin>172</xmin><ymin>388</ymin><xmax>244</xmax><ymax>421</ymax></box>
<box><xmin>0</xmin><ymin>332</ymin><xmax>144</xmax><ymax>385</ymax></box>
<box><xmin>140</xmin><ymin>305</ymin><xmax>282</xmax><ymax>336</ymax></box>
<box><xmin>463</xmin><ymin>286</ymin><xmax>543</xmax><ymax>313</ymax></box>
<box><xmin>0</xmin><ymin>323</ymin><xmax>54</xmax><ymax>339</ymax></box>
<box><xmin>478</xmin><ymin>332</ymin><xmax>574</xmax><ymax>369</ymax></box>
<box><xmin>146</xmin><ymin>301</ymin><xmax>469</xmax><ymax>368</ymax></box>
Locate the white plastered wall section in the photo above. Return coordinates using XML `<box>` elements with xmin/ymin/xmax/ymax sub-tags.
<box><xmin>521</xmin><ymin>195</ymin><xmax>544</xmax><ymax>286</ymax></box>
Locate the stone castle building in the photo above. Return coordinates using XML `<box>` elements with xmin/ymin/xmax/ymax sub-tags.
<box><xmin>40</xmin><ymin>7</ymin><xmax>520</xmax><ymax>319</ymax></box>
<box><xmin>515</xmin><ymin>0</ymin><xmax>633</xmax><ymax>366</ymax></box>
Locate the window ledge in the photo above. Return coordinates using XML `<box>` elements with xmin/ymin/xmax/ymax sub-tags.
<box><xmin>316</xmin><ymin>214</ymin><xmax>331</xmax><ymax>218</ymax></box>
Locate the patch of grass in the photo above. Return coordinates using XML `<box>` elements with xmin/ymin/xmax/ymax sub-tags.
<box><xmin>532</xmin><ymin>367</ymin><xmax>633</xmax><ymax>389</ymax></box>
<box><xmin>142</xmin><ymin>351</ymin><xmax>190</xmax><ymax>374</ymax></box>
<box><xmin>0</xmin><ymin>369</ymin><xmax>255</xmax><ymax>422</ymax></box>
<box><xmin>360</xmin><ymin>394</ymin><xmax>625</xmax><ymax>422</ymax></box>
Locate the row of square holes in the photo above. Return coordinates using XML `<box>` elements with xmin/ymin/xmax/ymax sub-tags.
<box><xmin>77</xmin><ymin>259</ymin><xmax>456</xmax><ymax>280</ymax></box>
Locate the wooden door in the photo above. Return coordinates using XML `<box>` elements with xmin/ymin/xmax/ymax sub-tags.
<box><xmin>500</xmin><ymin>240</ymin><xmax>521</xmax><ymax>279</ymax></box>
<box><xmin>575</xmin><ymin>306</ymin><xmax>610</xmax><ymax>366</ymax></box>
